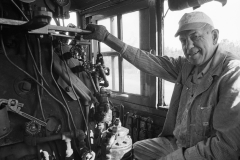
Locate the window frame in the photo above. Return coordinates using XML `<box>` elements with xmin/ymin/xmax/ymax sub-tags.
<box><xmin>84</xmin><ymin>0</ymin><xmax>158</xmax><ymax>108</ymax></box>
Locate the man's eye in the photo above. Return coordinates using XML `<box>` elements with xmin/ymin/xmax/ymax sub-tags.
<box><xmin>191</xmin><ymin>35</ymin><xmax>200</xmax><ymax>41</ymax></box>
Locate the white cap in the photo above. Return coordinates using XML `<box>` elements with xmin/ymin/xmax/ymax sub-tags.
<box><xmin>175</xmin><ymin>11</ymin><xmax>214</xmax><ymax>37</ymax></box>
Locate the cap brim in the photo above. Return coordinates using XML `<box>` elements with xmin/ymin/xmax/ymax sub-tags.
<box><xmin>175</xmin><ymin>22</ymin><xmax>207</xmax><ymax>37</ymax></box>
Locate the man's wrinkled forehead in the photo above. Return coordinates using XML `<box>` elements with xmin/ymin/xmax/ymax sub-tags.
<box><xmin>178</xmin><ymin>29</ymin><xmax>201</xmax><ymax>39</ymax></box>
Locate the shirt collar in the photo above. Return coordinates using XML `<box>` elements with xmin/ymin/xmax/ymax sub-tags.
<box><xmin>193</xmin><ymin>51</ymin><xmax>214</xmax><ymax>80</ymax></box>
<box><xmin>197</xmin><ymin>57</ymin><xmax>213</xmax><ymax>79</ymax></box>
<box><xmin>184</xmin><ymin>44</ymin><xmax>228</xmax><ymax>84</ymax></box>
<box><xmin>192</xmin><ymin>45</ymin><xmax>220</xmax><ymax>82</ymax></box>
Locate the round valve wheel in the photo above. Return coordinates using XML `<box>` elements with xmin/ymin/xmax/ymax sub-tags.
<box><xmin>25</xmin><ymin>121</ymin><xmax>41</xmax><ymax>135</ymax></box>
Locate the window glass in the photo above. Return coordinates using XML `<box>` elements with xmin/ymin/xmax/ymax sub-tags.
<box><xmin>98</xmin><ymin>17</ymin><xmax>119</xmax><ymax>91</ymax></box>
<box><xmin>122</xmin><ymin>11</ymin><xmax>140</xmax><ymax>94</ymax></box>
<box><xmin>163</xmin><ymin>0</ymin><xmax>240</xmax><ymax>105</ymax></box>
<box><xmin>50</xmin><ymin>12</ymin><xmax>77</xmax><ymax>26</ymax></box>
<box><xmin>123</xmin><ymin>60</ymin><xmax>140</xmax><ymax>94</ymax></box>
<box><xmin>64</xmin><ymin>12</ymin><xmax>77</xmax><ymax>26</ymax></box>
<box><xmin>111</xmin><ymin>16</ymin><xmax>118</xmax><ymax>38</ymax></box>
<box><xmin>104</xmin><ymin>56</ymin><xmax>119</xmax><ymax>91</ymax></box>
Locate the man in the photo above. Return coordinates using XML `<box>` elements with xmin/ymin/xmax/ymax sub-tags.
<box><xmin>83</xmin><ymin>11</ymin><xmax>240</xmax><ymax>160</ymax></box>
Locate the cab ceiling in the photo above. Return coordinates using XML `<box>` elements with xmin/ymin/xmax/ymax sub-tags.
<box><xmin>70</xmin><ymin>0</ymin><xmax>227</xmax><ymax>11</ymax></box>
<box><xmin>71</xmin><ymin>0</ymin><xmax>110</xmax><ymax>10</ymax></box>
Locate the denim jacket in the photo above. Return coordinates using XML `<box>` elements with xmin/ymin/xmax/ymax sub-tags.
<box><xmin>122</xmin><ymin>44</ymin><xmax>240</xmax><ymax>160</ymax></box>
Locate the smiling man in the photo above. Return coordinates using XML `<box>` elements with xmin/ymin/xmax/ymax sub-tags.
<box><xmin>83</xmin><ymin>11</ymin><xmax>240</xmax><ymax>160</ymax></box>
<box><xmin>177</xmin><ymin>12</ymin><xmax>218</xmax><ymax>72</ymax></box>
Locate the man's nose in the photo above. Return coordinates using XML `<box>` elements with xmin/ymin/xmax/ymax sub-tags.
<box><xmin>185</xmin><ymin>39</ymin><xmax>194</xmax><ymax>54</ymax></box>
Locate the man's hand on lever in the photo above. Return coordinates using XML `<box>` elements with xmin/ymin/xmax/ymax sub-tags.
<box><xmin>83</xmin><ymin>24</ymin><xmax>110</xmax><ymax>42</ymax></box>
<box><xmin>83</xmin><ymin>24</ymin><xmax>126</xmax><ymax>54</ymax></box>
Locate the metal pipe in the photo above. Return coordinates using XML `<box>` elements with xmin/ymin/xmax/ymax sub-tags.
<box><xmin>156</xmin><ymin>0</ymin><xmax>165</xmax><ymax>107</ymax></box>
<box><xmin>24</xmin><ymin>130</ymin><xmax>85</xmax><ymax>145</ymax></box>
<box><xmin>10</xmin><ymin>0</ymin><xmax>29</xmax><ymax>21</ymax></box>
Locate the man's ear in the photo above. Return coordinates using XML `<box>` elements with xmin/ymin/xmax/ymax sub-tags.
<box><xmin>212</xmin><ymin>29</ymin><xmax>219</xmax><ymax>45</ymax></box>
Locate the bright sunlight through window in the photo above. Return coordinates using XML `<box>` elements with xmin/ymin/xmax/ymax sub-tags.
<box><xmin>122</xmin><ymin>11</ymin><xmax>141</xmax><ymax>95</ymax></box>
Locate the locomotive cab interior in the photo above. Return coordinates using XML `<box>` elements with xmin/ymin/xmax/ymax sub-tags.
<box><xmin>0</xmin><ymin>0</ymin><xmax>238</xmax><ymax>159</ymax></box>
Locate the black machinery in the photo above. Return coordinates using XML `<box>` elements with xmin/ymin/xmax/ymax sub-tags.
<box><xmin>0</xmin><ymin>0</ymin><xmax>132</xmax><ymax>159</ymax></box>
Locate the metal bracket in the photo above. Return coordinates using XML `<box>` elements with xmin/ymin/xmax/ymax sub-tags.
<box><xmin>0</xmin><ymin>18</ymin><xmax>92</xmax><ymax>36</ymax></box>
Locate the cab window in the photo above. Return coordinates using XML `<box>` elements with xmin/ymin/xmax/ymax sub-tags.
<box><xmin>97</xmin><ymin>11</ymin><xmax>141</xmax><ymax>95</ymax></box>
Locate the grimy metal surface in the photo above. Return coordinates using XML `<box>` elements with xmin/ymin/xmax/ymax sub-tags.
<box><xmin>0</xmin><ymin>35</ymin><xmax>83</xmax><ymax>155</ymax></box>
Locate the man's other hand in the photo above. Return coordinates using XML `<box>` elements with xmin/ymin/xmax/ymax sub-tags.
<box><xmin>83</xmin><ymin>24</ymin><xmax>110</xmax><ymax>42</ymax></box>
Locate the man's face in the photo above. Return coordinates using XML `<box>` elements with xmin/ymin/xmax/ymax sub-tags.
<box><xmin>179</xmin><ymin>27</ymin><xmax>217</xmax><ymax>66</ymax></box>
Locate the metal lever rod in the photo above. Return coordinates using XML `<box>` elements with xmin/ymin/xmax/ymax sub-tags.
<box><xmin>1</xmin><ymin>99</ymin><xmax>47</xmax><ymax>127</ymax></box>
<box><xmin>110</xmin><ymin>93</ymin><xmax>129</xmax><ymax>98</ymax></box>
<box><xmin>0</xmin><ymin>18</ymin><xmax>92</xmax><ymax>35</ymax></box>
<box><xmin>102</xmin><ymin>89</ymin><xmax>129</xmax><ymax>98</ymax></box>
<box><xmin>17</xmin><ymin>111</ymin><xmax>47</xmax><ymax>126</ymax></box>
